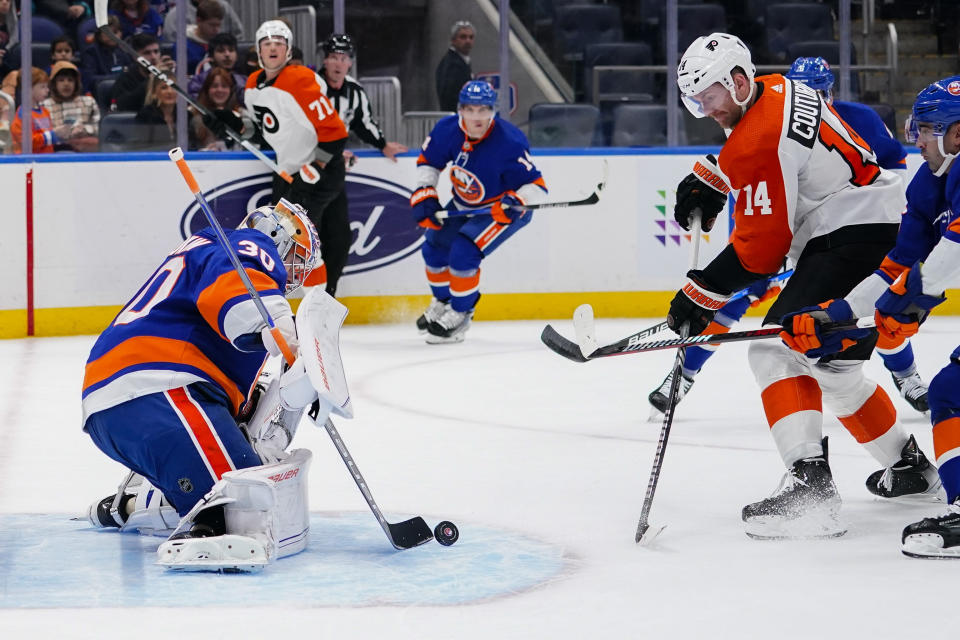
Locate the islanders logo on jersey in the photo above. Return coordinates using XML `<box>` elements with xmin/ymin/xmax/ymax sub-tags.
<box><xmin>178</xmin><ymin>172</ymin><xmax>424</xmax><ymax>275</ymax></box>
<box><xmin>450</xmin><ymin>166</ymin><xmax>486</xmax><ymax>204</ymax></box>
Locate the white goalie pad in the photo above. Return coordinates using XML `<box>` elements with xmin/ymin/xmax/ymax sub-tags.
<box><xmin>157</xmin><ymin>449</ymin><xmax>312</xmax><ymax>572</ymax></box>
<box><xmin>295</xmin><ymin>287</ymin><xmax>354</xmax><ymax>418</ymax></box>
<box><xmin>240</xmin><ymin>371</ymin><xmax>306</xmax><ymax>464</ymax></box>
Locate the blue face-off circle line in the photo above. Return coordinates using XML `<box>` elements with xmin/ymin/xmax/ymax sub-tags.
<box><xmin>0</xmin><ymin>513</ymin><xmax>574</xmax><ymax>609</ymax></box>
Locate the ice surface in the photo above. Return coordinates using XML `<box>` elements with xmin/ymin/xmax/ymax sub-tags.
<box><xmin>1</xmin><ymin>317</ymin><xmax>957</xmax><ymax>638</ymax></box>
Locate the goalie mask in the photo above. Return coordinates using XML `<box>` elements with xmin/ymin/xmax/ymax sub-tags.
<box><xmin>678</xmin><ymin>33</ymin><xmax>755</xmax><ymax>118</ymax></box>
<box><xmin>240</xmin><ymin>199</ymin><xmax>319</xmax><ymax>294</ymax></box>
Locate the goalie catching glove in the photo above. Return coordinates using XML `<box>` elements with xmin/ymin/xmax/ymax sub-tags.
<box><xmin>874</xmin><ymin>264</ymin><xmax>945</xmax><ymax>341</ymax></box>
<box><xmin>667</xmin><ymin>270</ymin><xmax>732</xmax><ymax>336</ymax></box>
<box><xmin>779</xmin><ymin>299</ymin><xmax>871</xmax><ymax>358</ymax></box>
<box><xmin>674</xmin><ymin>154</ymin><xmax>729</xmax><ymax>232</ymax></box>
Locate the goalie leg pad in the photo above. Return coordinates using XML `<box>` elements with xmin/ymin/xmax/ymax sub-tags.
<box><xmin>121</xmin><ymin>475</ymin><xmax>181</xmax><ymax>536</ymax></box>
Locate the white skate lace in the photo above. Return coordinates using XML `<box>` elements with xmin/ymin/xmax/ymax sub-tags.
<box><xmin>424</xmin><ymin>299</ymin><xmax>447</xmax><ymax>323</ymax></box>
<box><xmin>656</xmin><ymin>371</ymin><xmax>694</xmax><ymax>399</ymax></box>
<box><xmin>895</xmin><ymin>372</ymin><xmax>928</xmax><ymax>401</ymax></box>
<box><xmin>877</xmin><ymin>467</ymin><xmax>894</xmax><ymax>493</ymax></box>
<box><xmin>436</xmin><ymin>307</ymin><xmax>469</xmax><ymax>330</ymax></box>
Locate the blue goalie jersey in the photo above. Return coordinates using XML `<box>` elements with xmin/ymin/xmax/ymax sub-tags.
<box><xmin>82</xmin><ymin>227</ymin><xmax>291</xmax><ymax>425</ymax></box>
<box><xmin>417</xmin><ymin>114</ymin><xmax>547</xmax><ymax>209</ymax></box>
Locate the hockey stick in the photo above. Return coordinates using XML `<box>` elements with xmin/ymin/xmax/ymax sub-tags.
<box><xmin>634</xmin><ymin>214</ymin><xmax>703</xmax><ymax>545</ymax></box>
<box><xmin>541</xmin><ymin>317</ymin><xmax>876</xmax><ymax>362</ymax></box>
<box><xmin>169</xmin><ymin>149</ymin><xmax>433</xmax><ymax>550</ymax></box>
<box><xmin>94</xmin><ymin>0</ymin><xmax>294</xmax><ymax>183</ymax></box>
<box><xmin>435</xmin><ymin>159</ymin><xmax>607</xmax><ymax>219</ymax></box>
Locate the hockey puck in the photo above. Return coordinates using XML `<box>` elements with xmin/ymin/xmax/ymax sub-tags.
<box><xmin>434</xmin><ymin>520</ymin><xmax>459</xmax><ymax>546</ymax></box>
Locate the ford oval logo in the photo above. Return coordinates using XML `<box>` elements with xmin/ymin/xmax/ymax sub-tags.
<box><xmin>179</xmin><ymin>173</ymin><xmax>424</xmax><ymax>274</ymax></box>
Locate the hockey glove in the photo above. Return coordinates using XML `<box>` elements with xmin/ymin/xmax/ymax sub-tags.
<box><xmin>746</xmin><ymin>276</ymin><xmax>783</xmax><ymax>308</ymax></box>
<box><xmin>667</xmin><ymin>270</ymin><xmax>732</xmax><ymax>336</ymax></box>
<box><xmin>491</xmin><ymin>191</ymin><xmax>527</xmax><ymax>224</ymax></box>
<box><xmin>202</xmin><ymin>108</ymin><xmax>242</xmax><ymax>140</ymax></box>
<box><xmin>674</xmin><ymin>154</ymin><xmax>729</xmax><ymax>232</ymax></box>
<box><xmin>779</xmin><ymin>299</ymin><xmax>871</xmax><ymax>358</ymax></box>
<box><xmin>278</xmin><ymin>357</ymin><xmax>318</xmax><ymax>411</ymax></box>
<box><xmin>410</xmin><ymin>186</ymin><xmax>443</xmax><ymax>230</ymax></box>
<box><xmin>874</xmin><ymin>265</ymin><xmax>945</xmax><ymax>341</ymax></box>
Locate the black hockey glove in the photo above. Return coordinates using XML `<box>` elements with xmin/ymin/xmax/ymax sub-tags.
<box><xmin>674</xmin><ymin>154</ymin><xmax>729</xmax><ymax>232</ymax></box>
<box><xmin>202</xmin><ymin>109</ymin><xmax>242</xmax><ymax>140</ymax></box>
<box><xmin>667</xmin><ymin>270</ymin><xmax>732</xmax><ymax>336</ymax></box>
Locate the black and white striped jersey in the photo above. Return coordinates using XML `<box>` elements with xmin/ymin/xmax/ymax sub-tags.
<box><xmin>318</xmin><ymin>72</ymin><xmax>386</xmax><ymax>150</ymax></box>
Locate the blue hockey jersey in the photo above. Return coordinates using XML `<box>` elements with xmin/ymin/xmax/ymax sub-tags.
<box><xmin>82</xmin><ymin>227</ymin><xmax>291</xmax><ymax>425</ymax></box>
<box><xmin>833</xmin><ymin>101</ymin><xmax>907</xmax><ymax>171</ymax></box>
<box><xmin>875</xmin><ymin>162</ymin><xmax>960</xmax><ymax>283</ymax></box>
<box><xmin>417</xmin><ymin>114</ymin><xmax>546</xmax><ymax>209</ymax></box>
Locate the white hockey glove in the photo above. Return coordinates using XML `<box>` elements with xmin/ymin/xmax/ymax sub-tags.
<box><xmin>278</xmin><ymin>358</ymin><xmax>318</xmax><ymax>411</ymax></box>
<box><xmin>261</xmin><ymin>315</ymin><xmax>298</xmax><ymax>359</ymax></box>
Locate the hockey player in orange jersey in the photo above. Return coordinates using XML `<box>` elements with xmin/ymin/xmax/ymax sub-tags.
<box><xmin>244</xmin><ymin>19</ymin><xmax>351</xmax><ymax>296</ymax></box>
<box><xmin>666</xmin><ymin>33</ymin><xmax>939</xmax><ymax>539</ymax></box>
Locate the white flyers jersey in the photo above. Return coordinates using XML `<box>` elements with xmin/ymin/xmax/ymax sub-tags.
<box><xmin>717</xmin><ymin>75</ymin><xmax>905</xmax><ymax>274</ymax></box>
<box><xmin>245</xmin><ymin>65</ymin><xmax>348</xmax><ymax>173</ymax></box>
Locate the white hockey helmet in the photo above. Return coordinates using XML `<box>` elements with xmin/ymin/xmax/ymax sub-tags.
<box><xmin>255</xmin><ymin>19</ymin><xmax>293</xmax><ymax>68</ymax></box>
<box><xmin>240</xmin><ymin>198</ymin><xmax>319</xmax><ymax>294</ymax></box>
<box><xmin>677</xmin><ymin>33</ymin><xmax>755</xmax><ymax>118</ymax></box>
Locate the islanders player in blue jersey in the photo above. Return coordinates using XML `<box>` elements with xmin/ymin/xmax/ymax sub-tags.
<box><xmin>649</xmin><ymin>55</ymin><xmax>925</xmax><ymax>416</ymax></box>
<box><xmin>82</xmin><ymin>199</ymin><xmax>323</xmax><ymax>568</ymax></box>
<box><xmin>781</xmin><ymin>77</ymin><xmax>960</xmax><ymax>554</ymax></box>
<box><xmin>410</xmin><ymin>80</ymin><xmax>548</xmax><ymax>343</ymax></box>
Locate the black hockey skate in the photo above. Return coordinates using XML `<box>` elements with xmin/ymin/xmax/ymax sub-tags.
<box><xmin>891</xmin><ymin>371</ymin><xmax>930</xmax><ymax>414</ymax></box>
<box><xmin>426</xmin><ymin>307</ymin><xmax>474</xmax><ymax>344</ymax></box>
<box><xmin>865</xmin><ymin>434</ymin><xmax>942</xmax><ymax>499</ymax></box>
<box><xmin>416</xmin><ymin>298</ymin><xmax>449</xmax><ymax>333</ymax></box>
<box><xmin>742</xmin><ymin>438</ymin><xmax>845</xmax><ymax>539</ymax></box>
<box><xmin>901</xmin><ymin>499</ymin><xmax>960</xmax><ymax>559</ymax></box>
<box><xmin>648</xmin><ymin>370</ymin><xmax>695</xmax><ymax>415</ymax></box>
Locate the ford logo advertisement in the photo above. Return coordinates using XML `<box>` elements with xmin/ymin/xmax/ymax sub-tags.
<box><xmin>179</xmin><ymin>173</ymin><xmax>424</xmax><ymax>274</ymax></box>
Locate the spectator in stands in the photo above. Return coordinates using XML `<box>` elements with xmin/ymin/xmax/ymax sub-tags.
<box><xmin>50</xmin><ymin>36</ymin><xmax>77</xmax><ymax>66</ymax></box>
<box><xmin>12</xmin><ymin>67</ymin><xmax>80</xmax><ymax>153</ymax></box>
<box><xmin>35</xmin><ymin>1</ymin><xmax>91</xmax><ymax>32</ymax></box>
<box><xmin>190</xmin><ymin>66</ymin><xmax>242</xmax><ymax>150</ymax></box>
<box><xmin>111</xmin><ymin>33</ymin><xmax>173</xmax><ymax>112</ymax></box>
<box><xmin>179</xmin><ymin>0</ymin><xmax>224</xmax><ymax>75</ymax></box>
<box><xmin>0</xmin><ymin>0</ymin><xmax>19</xmax><ymax>78</ymax></box>
<box><xmin>187</xmin><ymin>32</ymin><xmax>244</xmax><ymax>100</ymax></box>
<box><xmin>164</xmin><ymin>0</ymin><xmax>243</xmax><ymax>43</ymax></box>
<box><xmin>435</xmin><ymin>20</ymin><xmax>474</xmax><ymax>111</ymax></box>
<box><xmin>79</xmin><ymin>15</ymin><xmax>128</xmax><ymax>93</ymax></box>
<box><xmin>241</xmin><ymin>44</ymin><xmax>259</xmax><ymax>75</ymax></box>
<box><xmin>135</xmin><ymin>73</ymin><xmax>181</xmax><ymax>144</ymax></box>
<box><xmin>320</xmin><ymin>33</ymin><xmax>408</xmax><ymax>162</ymax></box>
<box><xmin>42</xmin><ymin>60</ymin><xmax>99</xmax><ymax>151</ymax></box>
<box><xmin>110</xmin><ymin>0</ymin><xmax>164</xmax><ymax>39</ymax></box>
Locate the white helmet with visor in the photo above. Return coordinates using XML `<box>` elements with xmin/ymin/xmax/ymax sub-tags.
<box><xmin>677</xmin><ymin>33</ymin><xmax>755</xmax><ymax>118</ymax></box>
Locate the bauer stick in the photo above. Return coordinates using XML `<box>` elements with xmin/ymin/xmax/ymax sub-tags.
<box><xmin>94</xmin><ymin>0</ymin><xmax>294</xmax><ymax>183</ymax></box>
<box><xmin>168</xmin><ymin>148</ymin><xmax>434</xmax><ymax>550</ymax></box>
<box><xmin>634</xmin><ymin>215</ymin><xmax>701</xmax><ymax>545</ymax></box>
<box><xmin>435</xmin><ymin>159</ymin><xmax>607</xmax><ymax>219</ymax></box>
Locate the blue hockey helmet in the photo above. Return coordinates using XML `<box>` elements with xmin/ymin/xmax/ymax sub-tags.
<box><xmin>458</xmin><ymin>80</ymin><xmax>497</xmax><ymax>109</ymax></box>
<box><xmin>905</xmin><ymin>75</ymin><xmax>960</xmax><ymax>175</ymax></box>
<box><xmin>786</xmin><ymin>57</ymin><xmax>835</xmax><ymax>94</ymax></box>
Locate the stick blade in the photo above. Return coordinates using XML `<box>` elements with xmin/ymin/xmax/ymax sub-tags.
<box><xmin>635</xmin><ymin>523</ymin><xmax>667</xmax><ymax>546</ymax></box>
<box><xmin>387</xmin><ymin>516</ymin><xmax>434</xmax><ymax>549</ymax></box>
<box><xmin>572</xmin><ymin>304</ymin><xmax>598</xmax><ymax>358</ymax></box>
<box><xmin>540</xmin><ymin>325</ymin><xmax>588</xmax><ymax>363</ymax></box>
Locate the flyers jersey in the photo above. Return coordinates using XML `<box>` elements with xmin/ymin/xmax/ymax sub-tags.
<box><xmin>245</xmin><ymin>64</ymin><xmax>349</xmax><ymax>173</ymax></box>
<box><xmin>717</xmin><ymin>75</ymin><xmax>905</xmax><ymax>275</ymax></box>
<box><xmin>417</xmin><ymin>115</ymin><xmax>547</xmax><ymax>210</ymax></box>
<box><xmin>82</xmin><ymin>228</ymin><xmax>292</xmax><ymax>426</ymax></box>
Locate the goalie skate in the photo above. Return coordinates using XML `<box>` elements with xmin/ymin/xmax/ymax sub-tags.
<box><xmin>157</xmin><ymin>533</ymin><xmax>269</xmax><ymax>573</ymax></box>
<box><xmin>742</xmin><ymin>441</ymin><xmax>845</xmax><ymax>540</ymax></box>
<box><xmin>901</xmin><ymin>500</ymin><xmax>960</xmax><ymax>559</ymax></box>
<box><xmin>865</xmin><ymin>434</ymin><xmax>942</xmax><ymax>500</ymax></box>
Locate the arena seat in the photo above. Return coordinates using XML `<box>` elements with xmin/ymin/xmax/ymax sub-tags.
<box><xmin>31</xmin><ymin>16</ymin><xmax>64</xmax><ymax>42</ymax></box>
<box><xmin>583</xmin><ymin>42</ymin><xmax>655</xmax><ymax>104</ymax></box>
<box><xmin>765</xmin><ymin>3</ymin><xmax>834</xmax><ymax>63</ymax></box>
<box><xmin>610</xmin><ymin>104</ymin><xmax>683</xmax><ymax>147</ymax></box>
<box><xmin>528</xmin><ymin>103</ymin><xmax>601</xmax><ymax>147</ymax></box>
<box><xmin>554</xmin><ymin>5</ymin><xmax>623</xmax><ymax>62</ymax></box>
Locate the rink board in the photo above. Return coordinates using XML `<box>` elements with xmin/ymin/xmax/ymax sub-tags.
<box><xmin>0</xmin><ymin>149</ymin><xmax>945</xmax><ymax>338</ymax></box>
<box><xmin>0</xmin><ymin>512</ymin><xmax>570</xmax><ymax>608</ymax></box>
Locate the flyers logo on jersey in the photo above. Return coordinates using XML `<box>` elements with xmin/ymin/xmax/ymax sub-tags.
<box><xmin>178</xmin><ymin>173</ymin><xmax>425</xmax><ymax>275</ymax></box>
<box><xmin>948</xmin><ymin>81</ymin><xmax>960</xmax><ymax>96</ymax></box>
<box><xmin>252</xmin><ymin>105</ymin><xmax>279</xmax><ymax>134</ymax></box>
<box><xmin>451</xmin><ymin>166</ymin><xmax>486</xmax><ymax>204</ymax></box>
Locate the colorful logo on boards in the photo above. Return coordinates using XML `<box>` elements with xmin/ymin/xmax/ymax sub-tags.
<box><xmin>652</xmin><ymin>189</ymin><xmax>711</xmax><ymax>246</ymax></box>
<box><xmin>178</xmin><ymin>173</ymin><xmax>424</xmax><ymax>275</ymax></box>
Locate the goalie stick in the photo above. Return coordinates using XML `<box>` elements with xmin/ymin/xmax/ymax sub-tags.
<box><xmin>94</xmin><ymin>0</ymin><xmax>294</xmax><ymax>183</ymax></box>
<box><xmin>169</xmin><ymin>149</ymin><xmax>433</xmax><ymax>550</ymax></box>
<box><xmin>436</xmin><ymin>159</ymin><xmax>607</xmax><ymax>219</ymax></box>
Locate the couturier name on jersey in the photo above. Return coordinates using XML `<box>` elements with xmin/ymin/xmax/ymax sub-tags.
<box><xmin>786</xmin><ymin>81</ymin><xmax>821</xmax><ymax>149</ymax></box>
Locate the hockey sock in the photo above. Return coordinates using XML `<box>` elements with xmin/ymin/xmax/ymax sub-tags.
<box><xmin>933</xmin><ymin>417</ymin><xmax>960</xmax><ymax>503</ymax></box>
<box><xmin>877</xmin><ymin>337</ymin><xmax>916</xmax><ymax>377</ymax></box>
